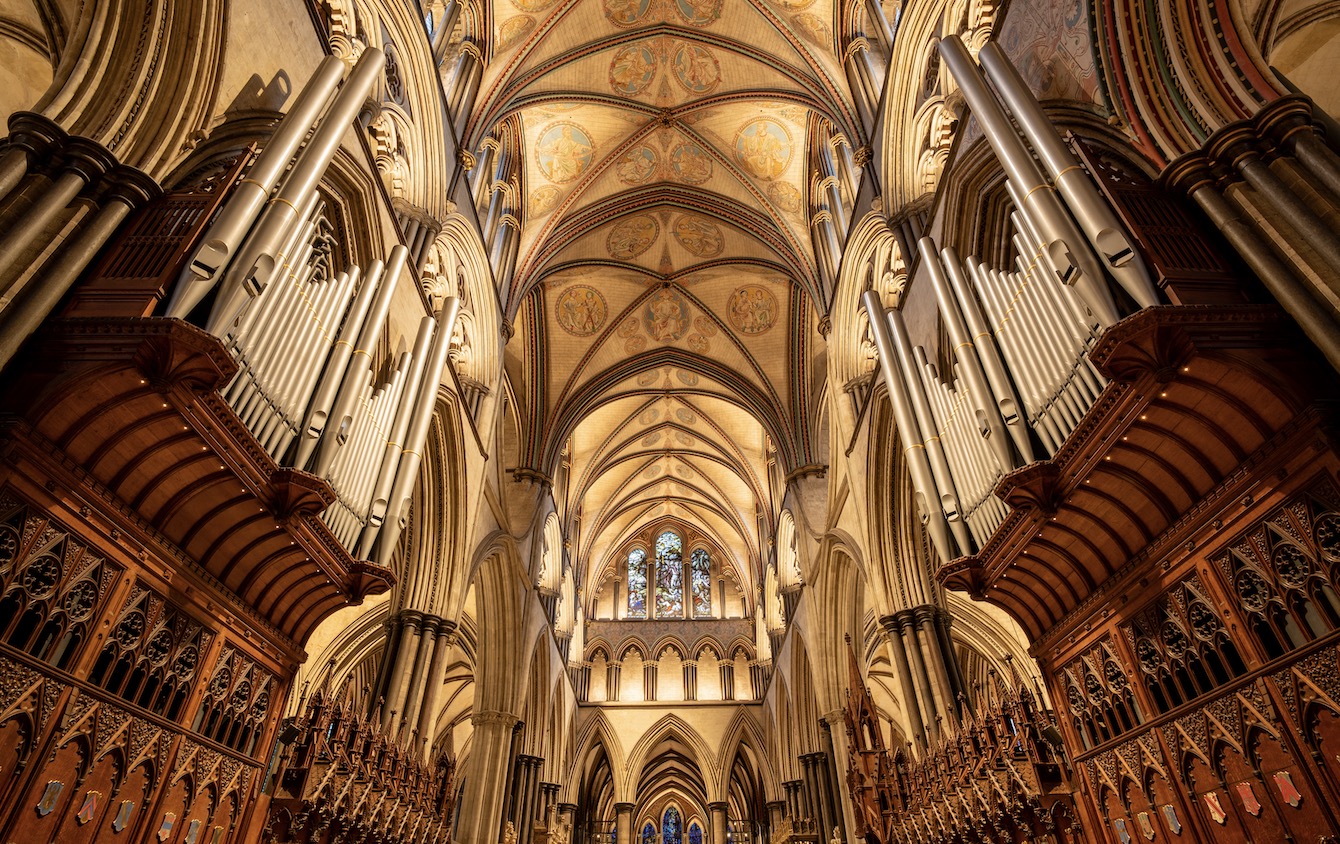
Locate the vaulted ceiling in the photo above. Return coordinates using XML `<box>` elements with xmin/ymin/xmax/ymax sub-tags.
<box><xmin>472</xmin><ymin>0</ymin><xmax>860</xmax><ymax>602</ymax></box>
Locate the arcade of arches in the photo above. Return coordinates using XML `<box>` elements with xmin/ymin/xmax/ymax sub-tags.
<box><xmin>4</xmin><ymin>0</ymin><xmax>1340</xmax><ymax>842</ymax></box>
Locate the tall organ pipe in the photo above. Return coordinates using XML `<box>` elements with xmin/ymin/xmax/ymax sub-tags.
<box><xmin>166</xmin><ymin>56</ymin><xmax>346</xmax><ymax>320</ymax></box>
<box><xmin>938</xmin><ymin>35</ymin><xmax>1120</xmax><ymax>328</ymax></box>
<box><xmin>861</xmin><ymin>290</ymin><xmax>958</xmax><ymax>563</ymax></box>
<box><xmin>886</xmin><ymin>307</ymin><xmax>974</xmax><ymax>555</ymax></box>
<box><xmin>357</xmin><ymin>314</ymin><xmax>437</xmax><ymax>558</ymax></box>
<box><xmin>940</xmin><ymin>247</ymin><xmax>1034</xmax><ymax>463</ymax></box>
<box><xmin>919</xmin><ymin>237</ymin><xmax>1017</xmax><ymax>474</ymax></box>
<box><xmin>312</xmin><ymin>244</ymin><xmax>409</xmax><ymax>476</ymax></box>
<box><xmin>374</xmin><ymin>297</ymin><xmax>461</xmax><ymax>565</ymax></box>
<box><xmin>978</xmin><ymin>41</ymin><xmax>1160</xmax><ymax>309</ymax></box>
<box><xmin>206</xmin><ymin>48</ymin><xmax>385</xmax><ymax>337</ymax></box>
<box><xmin>295</xmin><ymin>257</ymin><xmax>388</xmax><ymax>468</ymax></box>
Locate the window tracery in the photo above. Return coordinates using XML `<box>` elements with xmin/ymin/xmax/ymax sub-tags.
<box><xmin>627</xmin><ymin>547</ymin><xmax>648</xmax><ymax>619</ymax></box>
<box><xmin>0</xmin><ymin>499</ymin><xmax>119</xmax><ymax>671</ymax></box>
<box><xmin>655</xmin><ymin>530</ymin><xmax>684</xmax><ymax>618</ymax></box>
<box><xmin>89</xmin><ymin>583</ymin><xmax>211</xmax><ymax>721</ymax></box>
<box><xmin>662</xmin><ymin>806</ymin><xmax>683</xmax><ymax>844</ymax></box>
<box><xmin>691</xmin><ymin>548</ymin><xmax>711</xmax><ymax>617</ymax></box>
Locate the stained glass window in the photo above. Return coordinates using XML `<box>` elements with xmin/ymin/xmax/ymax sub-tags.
<box><xmin>655</xmin><ymin>530</ymin><xmax>684</xmax><ymax>618</ymax></box>
<box><xmin>690</xmin><ymin>548</ymin><xmax>711</xmax><ymax>617</ymax></box>
<box><xmin>663</xmin><ymin>807</ymin><xmax>683</xmax><ymax>844</ymax></box>
<box><xmin>627</xmin><ymin>548</ymin><xmax>648</xmax><ymax>618</ymax></box>
<box><xmin>688</xmin><ymin>823</ymin><xmax>703</xmax><ymax>844</ymax></box>
<box><xmin>642</xmin><ymin>822</ymin><xmax>657</xmax><ymax>844</ymax></box>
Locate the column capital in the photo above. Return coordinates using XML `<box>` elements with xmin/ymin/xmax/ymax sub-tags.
<box><xmin>614</xmin><ymin>802</ymin><xmax>636</xmax><ymax>814</ymax></box>
<box><xmin>470</xmin><ymin>709</ymin><xmax>520</xmax><ymax>727</ymax></box>
<box><xmin>707</xmin><ymin>802</ymin><xmax>729</xmax><ymax>811</ymax></box>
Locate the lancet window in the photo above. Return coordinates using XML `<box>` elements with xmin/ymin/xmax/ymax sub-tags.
<box><xmin>662</xmin><ymin>807</ymin><xmax>683</xmax><ymax>844</ymax></box>
<box><xmin>691</xmin><ymin>548</ymin><xmax>712</xmax><ymax>617</ymax></box>
<box><xmin>641</xmin><ymin>822</ymin><xmax>656</xmax><ymax>844</ymax></box>
<box><xmin>627</xmin><ymin>547</ymin><xmax>648</xmax><ymax>619</ymax></box>
<box><xmin>655</xmin><ymin>530</ymin><xmax>684</xmax><ymax>618</ymax></box>
<box><xmin>688</xmin><ymin>823</ymin><xmax>703</xmax><ymax>844</ymax></box>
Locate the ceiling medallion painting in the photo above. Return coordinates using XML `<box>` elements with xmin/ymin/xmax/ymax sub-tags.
<box><xmin>620</xmin><ymin>316</ymin><xmax>647</xmax><ymax>354</ymax></box>
<box><xmin>530</xmin><ymin>185</ymin><xmax>560</xmax><ymax>215</ymax></box>
<box><xmin>512</xmin><ymin>0</ymin><xmax>559</xmax><ymax>11</ymax></box>
<box><xmin>669</xmin><ymin>142</ymin><xmax>712</xmax><ymax>184</ymax></box>
<box><xmin>792</xmin><ymin>13</ymin><xmax>831</xmax><ymax>48</ymax></box>
<box><xmin>496</xmin><ymin>15</ymin><xmax>535</xmax><ymax>52</ymax></box>
<box><xmin>610</xmin><ymin>44</ymin><xmax>658</xmax><ymax>96</ymax></box>
<box><xmin>555</xmin><ymin>285</ymin><xmax>609</xmax><ymax>336</ymax></box>
<box><xmin>604</xmin><ymin>0</ymin><xmax>652</xmax><ymax>27</ymax></box>
<box><xmin>734</xmin><ymin>119</ymin><xmax>792</xmax><ymax>181</ymax></box>
<box><xmin>692</xmin><ymin>315</ymin><xmax>717</xmax><ymax>337</ymax></box>
<box><xmin>675</xmin><ymin>0</ymin><xmax>722</xmax><ymax>27</ymax></box>
<box><xmin>673</xmin><ymin>215</ymin><xmax>723</xmax><ymax>257</ymax></box>
<box><xmin>607</xmin><ymin>215</ymin><xmax>660</xmax><ymax>259</ymax></box>
<box><xmin>672</xmin><ymin>43</ymin><xmax>720</xmax><ymax>94</ymax></box>
<box><xmin>728</xmin><ymin>285</ymin><xmax>778</xmax><ymax>334</ymax></box>
<box><xmin>644</xmin><ymin>287</ymin><xmax>690</xmax><ymax>341</ymax></box>
<box><xmin>616</xmin><ymin>145</ymin><xmax>660</xmax><ymax>185</ymax></box>
<box><xmin>603</xmin><ymin>0</ymin><xmax>721</xmax><ymax>29</ymax></box>
<box><xmin>536</xmin><ymin>121</ymin><xmax>594</xmax><ymax>183</ymax></box>
<box><xmin>766</xmin><ymin>182</ymin><xmax>801</xmax><ymax>212</ymax></box>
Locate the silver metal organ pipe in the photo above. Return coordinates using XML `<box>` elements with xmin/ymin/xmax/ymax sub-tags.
<box><xmin>978</xmin><ymin>41</ymin><xmax>1160</xmax><ymax>310</ymax></box>
<box><xmin>919</xmin><ymin>237</ymin><xmax>1017</xmax><ymax>474</ymax></box>
<box><xmin>228</xmin><ymin>193</ymin><xmax>323</xmax><ymax>351</ymax></box>
<box><xmin>166</xmin><ymin>56</ymin><xmax>346</xmax><ymax>320</ymax></box>
<box><xmin>968</xmin><ymin>259</ymin><xmax>1061</xmax><ymax>454</ymax></box>
<box><xmin>357</xmin><ymin>314</ymin><xmax>437</xmax><ymax>559</ymax></box>
<box><xmin>886</xmin><ymin>307</ymin><xmax>974</xmax><ymax>555</ymax></box>
<box><xmin>295</xmin><ymin>257</ymin><xmax>388</xmax><ymax>468</ymax></box>
<box><xmin>206</xmin><ymin>48</ymin><xmax>386</xmax><ymax>338</ymax></box>
<box><xmin>939</xmin><ymin>246</ymin><xmax>1035</xmax><ymax>464</ymax></box>
<box><xmin>259</xmin><ymin>267</ymin><xmax>361</xmax><ymax>455</ymax></box>
<box><xmin>374</xmin><ymin>296</ymin><xmax>461</xmax><ymax>565</ymax></box>
<box><xmin>224</xmin><ymin>203</ymin><xmax>324</xmax><ymax>416</ymax></box>
<box><xmin>312</xmin><ymin>244</ymin><xmax>409</xmax><ymax>476</ymax></box>
<box><xmin>1006</xmin><ymin>184</ymin><xmax>1100</xmax><ymax>337</ymax></box>
<box><xmin>271</xmin><ymin>265</ymin><xmax>361</xmax><ymax>430</ymax></box>
<box><xmin>938</xmin><ymin>35</ymin><xmax>1120</xmax><ymax>328</ymax></box>
<box><xmin>1006</xmin><ymin>261</ymin><xmax>1086</xmax><ymax>431</ymax></box>
<box><xmin>860</xmin><ymin>290</ymin><xmax>959</xmax><ymax>563</ymax></box>
<box><xmin>1009</xmin><ymin>224</ymin><xmax>1105</xmax><ymax>403</ymax></box>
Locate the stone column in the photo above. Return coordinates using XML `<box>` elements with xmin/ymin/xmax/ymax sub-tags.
<box><xmin>401</xmin><ymin>615</ymin><xmax>442</xmax><ymax>737</ymax></box>
<box><xmin>914</xmin><ymin>606</ymin><xmax>954</xmax><ymax>721</ymax></box>
<box><xmin>896</xmin><ymin>609</ymin><xmax>939</xmax><ymax>742</ymax></box>
<box><xmin>878</xmin><ymin>614</ymin><xmax>925</xmax><ymax>747</ymax></box>
<box><xmin>416</xmin><ymin>621</ymin><xmax>459</xmax><ymax>757</ymax></box>
<box><xmin>615</xmin><ymin>803</ymin><xmax>635</xmax><ymax>844</ymax></box>
<box><xmin>708</xmin><ymin>802</ymin><xmax>728</xmax><ymax>844</ymax></box>
<box><xmin>383</xmin><ymin>611</ymin><xmax>423</xmax><ymax>732</ymax></box>
<box><xmin>456</xmin><ymin>710</ymin><xmax>520</xmax><ymax>844</ymax></box>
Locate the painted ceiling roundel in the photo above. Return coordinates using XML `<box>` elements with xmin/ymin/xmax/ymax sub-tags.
<box><xmin>479</xmin><ymin>0</ymin><xmax>856</xmax><ymax>602</ymax></box>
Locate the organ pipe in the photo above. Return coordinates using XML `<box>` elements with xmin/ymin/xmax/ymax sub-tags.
<box><xmin>918</xmin><ymin>237</ymin><xmax>1017</xmax><ymax>475</ymax></box>
<box><xmin>294</xmin><ymin>257</ymin><xmax>388</xmax><ymax>468</ymax></box>
<box><xmin>861</xmin><ymin>290</ymin><xmax>959</xmax><ymax>563</ymax></box>
<box><xmin>206</xmin><ymin>48</ymin><xmax>385</xmax><ymax>337</ymax></box>
<box><xmin>313</xmin><ymin>244</ymin><xmax>409</xmax><ymax>477</ymax></box>
<box><xmin>886</xmin><ymin>307</ymin><xmax>974</xmax><ymax>555</ymax></box>
<box><xmin>940</xmin><ymin>246</ymin><xmax>1035</xmax><ymax>464</ymax></box>
<box><xmin>978</xmin><ymin>41</ymin><xmax>1160</xmax><ymax>310</ymax></box>
<box><xmin>357</xmin><ymin>315</ymin><xmax>437</xmax><ymax>559</ymax></box>
<box><xmin>938</xmin><ymin>35</ymin><xmax>1120</xmax><ymax>328</ymax></box>
<box><xmin>374</xmin><ymin>296</ymin><xmax>461</xmax><ymax>565</ymax></box>
<box><xmin>165</xmin><ymin>56</ymin><xmax>345</xmax><ymax>320</ymax></box>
